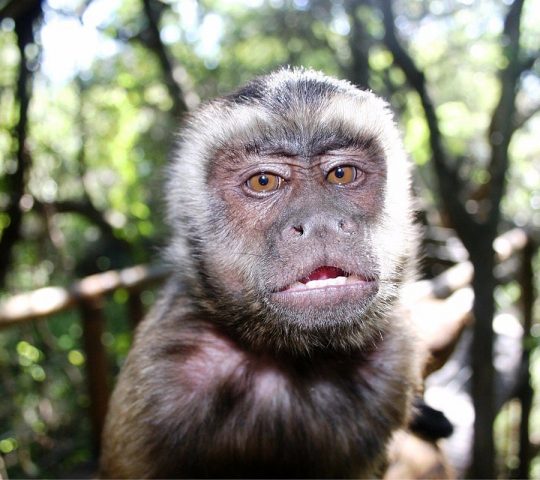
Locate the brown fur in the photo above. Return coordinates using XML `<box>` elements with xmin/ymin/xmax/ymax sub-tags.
<box><xmin>100</xmin><ymin>69</ymin><xmax>423</xmax><ymax>478</ymax></box>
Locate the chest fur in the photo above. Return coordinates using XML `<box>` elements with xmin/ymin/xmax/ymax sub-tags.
<box><xmin>135</xmin><ymin>328</ymin><xmax>413</xmax><ymax>478</ymax></box>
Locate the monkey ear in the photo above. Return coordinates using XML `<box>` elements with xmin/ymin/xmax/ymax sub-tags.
<box><xmin>409</xmin><ymin>397</ymin><xmax>454</xmax><ymax>440</ymax></box>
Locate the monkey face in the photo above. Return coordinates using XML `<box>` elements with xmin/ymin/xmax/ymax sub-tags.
<box><xmin>206</xmin><ymin>141</ymin><xmax>384</xmax><ymax>328</ymax></box>
<box><xmin>167</xmin><ymin>69</ymin><xmax>416</xmax><ymax>353</ymax></box>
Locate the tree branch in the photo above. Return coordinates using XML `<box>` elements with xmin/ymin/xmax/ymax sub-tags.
<box><xmin>487</xmin><ymin>0</ymin><xmax>526</xmax><ymax>227</ymax></box>
<box><xmin>0</xmin><ymin>2</ymin><xmax>42</xmax><ymax>287</ymax></box>
<box><xmin>379</xmin><ymin>0</ymin><xmax>476</xmax><ymax>242</ymax></box>
<box><xmin>0</xmin><ymin>0</ymin><xmax>41</xmax><ymax>21</ymax></box>
<box><xmin>33</xmin><ymin>199</ymin><xmax>124</xmax><ymax>245</ymax></box>
<box><xmin>141</xmin><ymin>0</ymin><xmax>193</xmax><ymax>117</ymax></box>
<box><xmin>344</xmin><ymin>0</ymin><xmax>372</xmax><ymax>89</ymax></box>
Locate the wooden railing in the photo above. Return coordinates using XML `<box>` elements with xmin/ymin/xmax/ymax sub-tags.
<box><xmin>0</xmin><ymin>264</ymin><xmax>169</xmax><ymax>455</ymax></box>
<box><xmin>0</xmin><ymin>229</ymin><xmax>536</xmax><ymax>472</ymax></box>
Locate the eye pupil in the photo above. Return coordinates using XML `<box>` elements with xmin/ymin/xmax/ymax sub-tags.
<box><xmin>258</xmin><ymin>175</ymin><xmax>269</xmax><ymax>186</ymax></box>
<box><xmin>335</xmin><ymin>167</ymin><xmax>345</xmax><ymax>179</ymax></box>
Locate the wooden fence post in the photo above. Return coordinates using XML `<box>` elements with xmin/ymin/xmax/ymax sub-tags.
<box><xmin>80</xmin><ymin>296</ymin><xmax>109</xmax><ymax>457</ymax></box>
<box><xmin>128</xmin><ymin>291</ymin><xmax>144</xmax><ymax>328</ymax></box>
<box><xmin>516</xmin><ymin>237</ymin><xmax>535</xmax><ymax>479</ymax></box>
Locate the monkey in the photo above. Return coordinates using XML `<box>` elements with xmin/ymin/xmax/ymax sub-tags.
<box><xmin>99</xmin><ymin>68</ymin><xmax>424</xmax><ymax>478</ymax></box>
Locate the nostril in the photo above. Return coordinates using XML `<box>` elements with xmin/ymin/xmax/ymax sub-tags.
<box><xmin>281</xmin><ymin>224</ymin><xmax>304</xmax><ymax>241</ymax></box>
<box><xmin>292</xmin><ymin>225</ymin><xmax>304</xmax><ymax>236</ymax></box>
<box><xmin>338</xmin><ymin>219</ymin><xmax>356</xmax><ymax>234</ymax></box>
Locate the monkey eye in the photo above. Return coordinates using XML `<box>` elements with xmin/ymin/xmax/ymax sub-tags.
<box><xmin>246</xmin><ymin>173</ymin><xmax>282</xmax><ymax>193</ymax></box>
<box><xmin>326</xmin><ymin>165</ymin><xmax>357</xmax><ymax>185</ymax></box>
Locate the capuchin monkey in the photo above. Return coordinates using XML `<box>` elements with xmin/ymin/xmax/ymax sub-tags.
<box><xmin>100</xmin><ymin>68</ymin><xmax>425</xmax><ymax>478</ymax></box>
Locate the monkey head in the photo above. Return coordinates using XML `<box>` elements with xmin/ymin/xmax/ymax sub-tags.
<box><xmin>166</xmin><ymin>68</ymin><xmax>416</xmax><ymax>354</ymax></box>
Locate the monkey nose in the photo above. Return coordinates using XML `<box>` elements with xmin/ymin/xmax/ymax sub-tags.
<box><xmin>338</xmin><ymin>219</ymin><xmax>356</xmax><ymax>234</ymax></box>
<box><xmin>282</xmin><ymin>218</ymin><xmax>355</xmax><ymax>241</ymax></box>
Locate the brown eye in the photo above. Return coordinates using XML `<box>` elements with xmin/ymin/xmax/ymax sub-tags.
<box><xmin>327</xmin><ymin>166</ymin><xmax>357</xmax><ymax>185</ymax></box>
<box><xmin>246</xmin><ymin>173</ymin><xmax>282</xmax><ymax>193</ymax></box>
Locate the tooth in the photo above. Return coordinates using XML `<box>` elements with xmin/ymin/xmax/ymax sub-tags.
<box><xmin>284</xmin><ymin>274</ymin><xmax>360</xmax><ymax>292</ymax></box>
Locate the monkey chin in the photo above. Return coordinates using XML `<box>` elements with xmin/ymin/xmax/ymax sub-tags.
<box><xmin>243</xmin><ymin>295</ymin><xmax>388</xmax><ymax>357</ymax></box>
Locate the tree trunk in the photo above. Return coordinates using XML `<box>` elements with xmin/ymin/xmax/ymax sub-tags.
<box><xmin>469</xmin><ymin>242</ymin><xmax>496</xmax><ymax>479</ymax></box>
<box><xmin>0</xmin><ymin>5</ymin><xmax>41</xmax><ymax>287</ymax></box>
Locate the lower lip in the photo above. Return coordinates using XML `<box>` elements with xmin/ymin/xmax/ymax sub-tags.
<box><xmin>271</xmin><ymin>279</ymin><xmax>378</xmax><ymax>309</ymax></box>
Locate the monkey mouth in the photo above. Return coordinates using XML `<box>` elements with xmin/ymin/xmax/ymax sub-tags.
<box><xmin>278</xmin><ymin>266</ymin><xmax>356</xmax><ymax>292</ymax></box>
<box><xmin>275</xmin><ymin>265</ymin><xmax>377</xmax><ymax>296</ymax></box>
<box><xmin>272</xmin><ymin>265</ymin><xmax>379</xmax><ymax>312</ymax></box>
<box><xmin>271</xmin><ymin>265</ymin><xmax>378</xmax><ymax>310</ymax></box>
